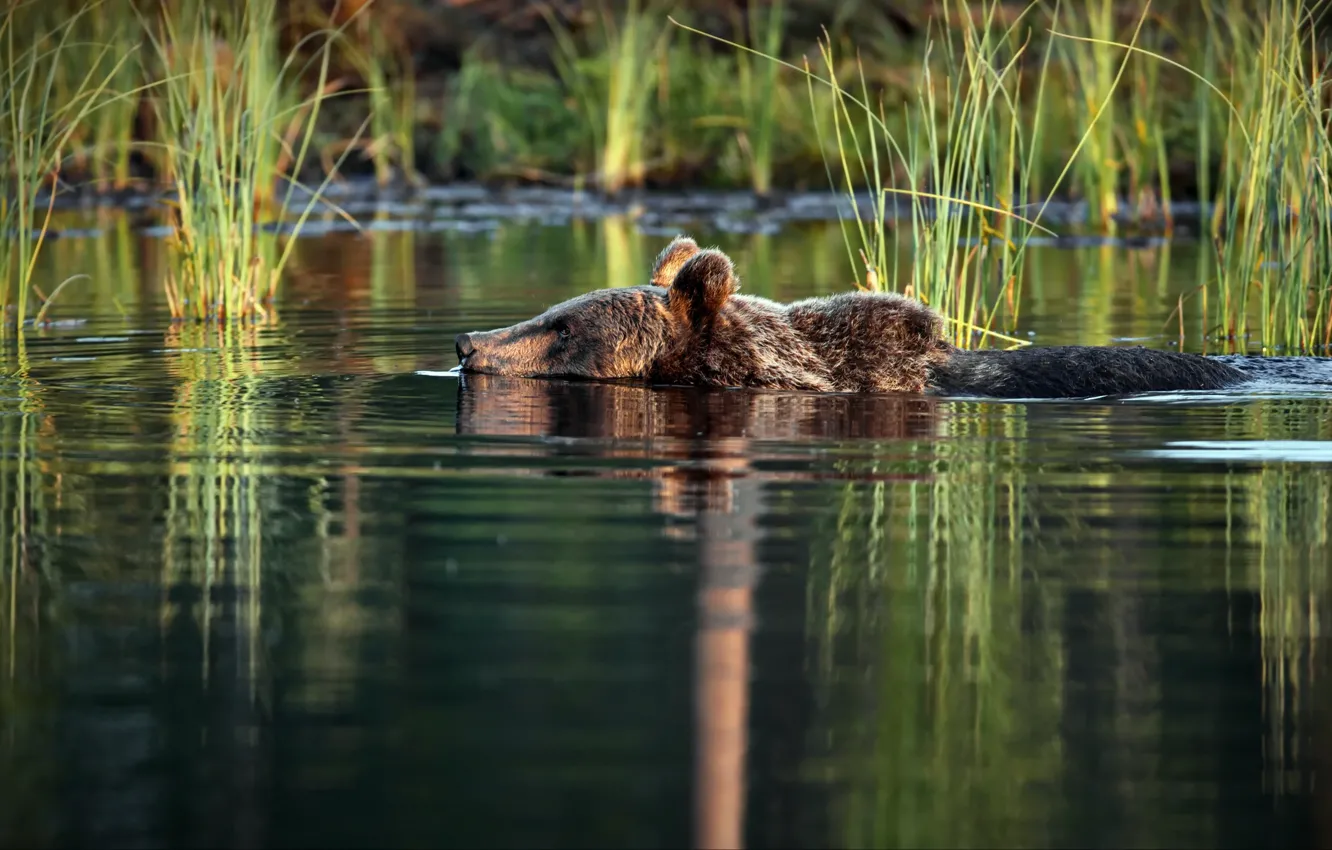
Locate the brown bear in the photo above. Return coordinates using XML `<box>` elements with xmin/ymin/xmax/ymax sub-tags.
<box><xmin>454</xmin><ymin>236</ymin><xmax>1248</xmax><ymax>399</ymax></box>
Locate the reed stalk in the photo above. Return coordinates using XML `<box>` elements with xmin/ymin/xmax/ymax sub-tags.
<box><xmin>0</xmin><ymin>0</ymin><xmax>133</xmax><ymax>334</ymax></box>
<box><xmin>807</xmin><ymin>0</ymin><xmax>1058</xmax><ymax>348</ymax></box>
<box><xmin>545</xmin><ymin>0</ymin><xmax>673</xmax><ymax>194</ymax></box>
<box><xmin>1071</xmin><ymin>0</ymin><xmax>1332</xmax><ymax>351</ymax></box>
<box><xmin>734</xmin><ymin>0</ymin><xmax>785</xmax><ymax>197</ymax></box>
<box><xmin>1053</xmin><ymin>0</ymin><xmax>1124</xmax><ymax>230</ymax></box>
<box><xmin>141</xmin><ymin>0</ymin><xmax>361</xmax><ymax>323</ymax></box>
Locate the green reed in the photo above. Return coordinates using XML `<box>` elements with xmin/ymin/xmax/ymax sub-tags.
<box><xmin>84</xmin><ymin>3</ymin><xmax>143</xmax><ymax>193</ymax></box>
<box><xmin>41</xmin><ymin>0</ymin><xmax>143</xmax><ymax>194</ymax></box>
<box><xmin>544</xmin><ymin>0</ymin><xmax>674</xmax><ymax>193</ymax></box>
<box><xmin>141</xmin><ymin>0</ymin><xmax>357</xmax><ymax>322</ymax></box>
<box><xmin>1123</xmin><ymin>19</ymin><xmax>1173</xmax><ymax>227</ymax></box>
<box><xmin>1190</xmin><ymin>8</ymin><xmax>1224</xmax><ymax>215</ymax></box>
<box><xmin>804</xmin><ymin>0</ymin><xmax>1065</xmax><ymax>348</ymax></box>
<box><xmin>337</xmin><ymin>11</ymin><xmax>419</xmax><ymax>187</ymax></box>
<box><xmin>0</xmin><ymin>0</ymin><xmax>131</xmax><ymax>333</ymax></box>
<box><xmin>670</xmin><ymin>3</ymin><xmax>1048</xmax><ymax>345</ymax></box>
<box><xmin>1008</xmin><ymin>0</ymin><xmax>1332</xmax><ymax>352</ymax></box>
<box><xmin>733</xmin><ymin>0</ymin><xmax>785</xmax><ymax>197</ymax></box>
<box><xmin>1203</xmin><ymin>0</ymin><xmax>1332</xmax><ymax>352</ymax></box>
<box><xmin>1051</xmin><ymin>0</ymin><xmax>1125</xmax><ymax>230</ymax></box>
<box><xmin>440</xmin><ymin>51</ymin><xmax>594</xmax><ymax>183</ymax></box>
<box><xmin>370</xmin><ymin>21</ymin><xmax>419</xmax><ymax>186</ymax></box>
<box><xmin>441</xmin><ymin>14</ymin><xmax>874</xmax><ymax>192</ymax></box>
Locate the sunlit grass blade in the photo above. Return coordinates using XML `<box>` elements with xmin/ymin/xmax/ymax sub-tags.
<box><xmin>0</xmin><ymin>0</ymin><xmax>138</xmax><ymax>335</ymax></box>
<box><xmin>544</xmin><ymin>0</ymin><xmax>673</xmax><ymax>194</ymax></box>
<box><xmin>139</xmin><ymin>0</ymin><xmax>365</xmax><ymax>323</ymax></box>
<box><xmin>683</xmin><ymin>0</ymin><xmax>1058</xmax><ymax>348</ymax></box>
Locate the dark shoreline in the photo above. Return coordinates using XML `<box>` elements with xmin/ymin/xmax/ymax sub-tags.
<box><xmin>30</xmin><ymin>177</ymin><xmax>1210</xmax><ymax>244</ymax></box>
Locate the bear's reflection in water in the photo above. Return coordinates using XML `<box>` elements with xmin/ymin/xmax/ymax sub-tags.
<box><xmin>455</xmin><ymin>373</ymin><xmax>941</xmax><ymax>850</ymax></box>
<box><xmin>455</xmin><ymin>372</ymin><xmax>943</xmax><ymax>442</ymax></box>
<box><xmin>455</xmin><ymin>372</ymin><xmax>943</xmax><ymax>515</ymax></box>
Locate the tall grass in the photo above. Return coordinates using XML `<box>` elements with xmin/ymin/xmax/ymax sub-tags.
<box><xmin>671</xmin><ymin>4</ymin><xmax>1033</xmax><ymax>346</ymax></box>
<box><xmin>916</xmin><ymin>0</ymin><xmax>1332</xmax><ymax>352</ymax></box>
<box><xmin>799</xmin><ymin>0</ymin><xmax>1064</xmax><ymax>348</ymax></box>
<box><xmin>676</xmin><ymin>0</ymin><xmax>1133</xmax><ymax>347</ymax></box>
<box><xmin>685</xmin><ymin>1</ymin><xmax>1308</xmax><ymax>352</ymax></box>
<box><xmin>3</xmin><ymin>0</ymin><xmax>1329</xmax><ymax>351</ymax></box>
<box><xmin>545</xmin><ymin>0</ymin><xmax>674</xmax><ymax>193</ymax></box>
<box><xmin>141</xmin><ymin>0</ymin><xmax>359</xmax><ymax>322</ymax></box>
<box><xmin>57</xmin><ymin>1</ymin><xmax>143</xmax><ymax>195</ymax></box>
<box><xmin>366</xmin><ymin>20</ymin><xmax>418</xmax><ymax>186</ymax></box>
<box><xmin>328</xmin><ymin>6</ymin><xmax>419</xmax><ymax>187</ymax></box>
<box><xmin>1064</xmin><ymin>0</ymin><xmax>1332</xmax><ymax>351</ymax></box>
<box><xmin>1122</xmin><ymin>18</ymin><xmax>1173</xmax><ymax>227</ymax></box>
<box><xmin>1201</xmin><ymin>0</ymin><xmax>1332</xmax><ymax>352</ymax></box>
<box><xmin>0</xmin><ymin>0</ymin><xmax>133</xmax><ymax>333</ymax></box>
<box><xmin>1053</xmin><ymin>0</ymin><xmax>1124</xmax><ymax>230</ymax></box>
<box><xmin>734</xmin><ymin>0</ymin><xmax>786</xmax><ymax>197</ymax></box>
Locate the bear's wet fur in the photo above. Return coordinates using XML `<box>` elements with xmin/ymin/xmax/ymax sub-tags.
<box><xmin>931</xmin><ymin>346</ymin><xmax>1243</xmax><ymax>398</ymax></box>
<box><xmin>454</xmin><ymin>235</ymin><xmax>1248</xmax><ymax>399</ymax></box>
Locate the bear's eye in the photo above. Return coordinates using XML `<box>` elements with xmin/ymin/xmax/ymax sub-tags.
<box><xmin>557</xmin><ymin>327</ymin><xmax>571</xmax><ymax>340</ymax></box>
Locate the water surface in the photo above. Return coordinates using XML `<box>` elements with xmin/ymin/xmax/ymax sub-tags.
<box><xmin>2</xmin><ymin>218</ymin><xmax>1331</xmax><ymax>848</ymax></box>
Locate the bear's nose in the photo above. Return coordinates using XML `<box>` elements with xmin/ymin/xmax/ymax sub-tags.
<box><xmin>455</xmin><ymin>333</ymin><xmax>475</xmax><ymax>362</ymax></box>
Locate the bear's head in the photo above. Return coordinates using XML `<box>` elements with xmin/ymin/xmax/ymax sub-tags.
<box><xmin>454</xmin><ymin>236</ymin><xmax>748</xmax><ymax>382</ymax></box>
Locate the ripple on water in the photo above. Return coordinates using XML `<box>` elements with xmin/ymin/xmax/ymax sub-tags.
<box><xmin>1</xmin><ymin>225</ymin><xmax>1329</xmax><ymax>849</ymax></box>
<box><xmin>1141</xmin><ymin>439</ymin><xmax>1332</xmax><ymax>463</ymax></box>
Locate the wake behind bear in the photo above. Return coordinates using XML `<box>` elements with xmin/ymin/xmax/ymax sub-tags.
<box><xmin>453</xmin><ymin>236</ymin><xmax>1249</xmax><ymax>399</ymax></box>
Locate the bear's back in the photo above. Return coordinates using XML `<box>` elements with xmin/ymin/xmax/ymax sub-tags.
<box><xmin>785</xmin><ymin>291</ymin><xmax>950</xmax><ymax>393</ymax></box>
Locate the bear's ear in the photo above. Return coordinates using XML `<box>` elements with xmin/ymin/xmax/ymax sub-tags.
<box><xmin>669</xmin><ymin>249</ymin><xmax>738</xmax><ymax>324</ymax></box>
<box><xmin>649</xmin><ymin>235</ymin><xmax>701</xmax><ymax>287</ymax></box>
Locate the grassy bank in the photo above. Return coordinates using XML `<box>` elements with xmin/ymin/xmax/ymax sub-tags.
<box><xmin>0</xmin><ymin>2</ymin><xmax>1315</xmax><ymax>207</ymax></box>
<box><xmin>427</xmin><ymin>1</ymin><xmax>1315</xmax><ymax>213</ymax></box>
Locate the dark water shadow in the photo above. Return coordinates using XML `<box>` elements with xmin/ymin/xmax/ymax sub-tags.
<box><xmin>449</xmin><ymin>371</ymin><xmax>1332</xmax><ymax>850</ymax></box>
<box><xmin>455</xmin><ymin>374</ymin><xmax>944</xmax><ymax>849</ymax></box>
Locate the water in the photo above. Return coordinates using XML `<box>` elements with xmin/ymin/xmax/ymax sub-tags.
<box><xmin>3</xmin><ymin>217</ymin><xmax>1332</xmax><ymax>848</ymax></box>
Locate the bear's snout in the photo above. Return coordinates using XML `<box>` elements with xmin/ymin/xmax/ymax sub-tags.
<box><xmin>455</xmin><ymin>333</ymin><xmax>475</xmax><ymax>363</ymax></box>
